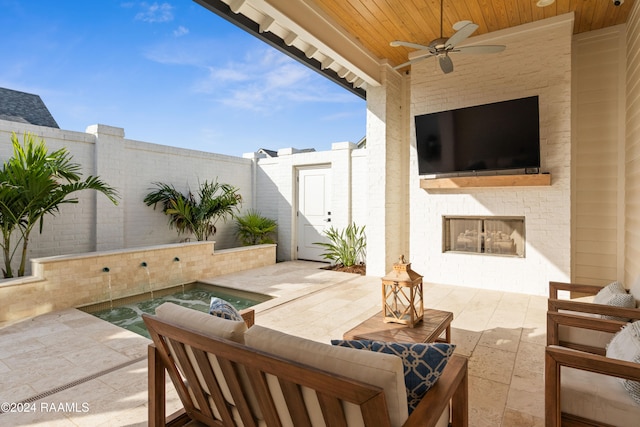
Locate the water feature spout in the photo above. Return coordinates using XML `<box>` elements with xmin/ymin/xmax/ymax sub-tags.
<box><xmin>141</xmin><ymin>262</ymin><xmax>153</xmax><ymax>299</ymax></box>
<box><xmin>102</xmin><ymin>268</ymin><xmax>113</xmax><ymax>309</ymax></box>
<box><xmin>172</xmin><ymin>257</ymin><xmax>185</xmax><ymax>293</ymax></box>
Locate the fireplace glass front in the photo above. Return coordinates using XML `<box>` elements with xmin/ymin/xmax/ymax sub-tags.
<box><xmin>443</xmin><ymin>216</ymin><xmax>525</xmax><ymax>257</ymax></box>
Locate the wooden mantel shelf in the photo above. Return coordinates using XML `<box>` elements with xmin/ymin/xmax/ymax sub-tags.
<box><xmin>420</xmin><ymin>173</ymin><xmax>551</xmax><ymax>190</ymax></box>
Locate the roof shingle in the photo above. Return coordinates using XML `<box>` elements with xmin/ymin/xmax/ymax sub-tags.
<box><xmin>0</xmin><ymin>87</ymin><xmax>59</xmax><ymax>128</ymax></box>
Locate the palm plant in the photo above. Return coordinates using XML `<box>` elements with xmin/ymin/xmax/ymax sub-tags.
<box><xmin>0</xmin><ymin>132</ymin><xmax>119</xmax><ymax>278</ymax></box>
<box><xmin>235</xmin><ymin>209</ymin><xmax>277</xmax><ymax>246</ymax></box>
<box><xmin>144</xmin><ymin>180</ymin><xmax>241</xmax><ymax>241</ymax></box>
<box><xmin>314</xmin><ymin>222</ymin><xmax>366</xmax><ymax>267</ymax></box>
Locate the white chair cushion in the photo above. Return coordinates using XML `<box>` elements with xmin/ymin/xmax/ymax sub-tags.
<box><xmin>245</xmin><ymin>325</ymin><xmax>409</xmax><ymax>427</ymax></box>
<box><xmin>561</xmin><ymin>367</ymin><xmax>640</xmax><ymax>427</ymax></box>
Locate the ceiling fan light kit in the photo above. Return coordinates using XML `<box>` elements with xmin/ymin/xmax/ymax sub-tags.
<box><xmin>390</xmin><ymin>0</ymin><xmax>505</xmax><ymax>74</ymax></box>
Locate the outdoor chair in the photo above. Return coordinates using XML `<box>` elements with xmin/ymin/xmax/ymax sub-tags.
<box><xmin>548</xmin><ymin>280</ymin><xmax>640</xmax><ymax>354</ymax></box>
<box><xmin>545</xmin><ymin>311</ymin><xmax>640</xmax><ymax>426</ymax></box>
<box><xmin>143</xmin><ymin>303</ymin><xmax>469</xmax><ymax>427</ymax></box>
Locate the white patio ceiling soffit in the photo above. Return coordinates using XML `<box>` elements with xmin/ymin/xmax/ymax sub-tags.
<box><xmin>195</xmin><ymin>0</ymin><xmax>383</xmax><ymax>98</ymax></box>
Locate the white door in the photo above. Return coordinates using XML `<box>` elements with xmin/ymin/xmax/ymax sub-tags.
<box><xmin>297</xmin><ymin>167</ymin><xmax>332</xmax><ymax>261</ymax></box>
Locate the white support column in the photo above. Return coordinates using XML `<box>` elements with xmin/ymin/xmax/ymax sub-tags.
<box><xmin>365</xmin><ymin>66</ymin><xmax>410</xmax><ymax>276</ymax></box>
<box><xmin>86</xmin><ymin>124</ymin><xmax>126</xmax><ymax>251</ymax></box>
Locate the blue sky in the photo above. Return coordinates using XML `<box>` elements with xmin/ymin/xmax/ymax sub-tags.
<box><xmin>0</xmin><ymin>0</ymin><xmax>366</xmax><ymax>156</ymax></box>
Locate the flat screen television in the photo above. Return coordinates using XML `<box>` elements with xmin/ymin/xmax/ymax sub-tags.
<box><xmin>415</xmin><ymin>96</ymin><xmax>540</xmax><ymax>176</ymax></box>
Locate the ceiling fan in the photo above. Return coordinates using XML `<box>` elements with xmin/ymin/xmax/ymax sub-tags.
<box><xmin>390</xmin><ymin>0</ymin><xmax>505</xmax><ymax>74</ymax></box>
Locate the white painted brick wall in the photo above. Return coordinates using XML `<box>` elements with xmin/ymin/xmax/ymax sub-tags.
<box><xmin>366</xmin><ymin>66</ymin><xmax>407</xmax><ymax>276</ymax></box>
<box><xmin>0</xmin><ymin>121</ymin><xmax>253</xmax><ymax>275</ymax></box>
<box><xmin>0</xmin><ymin>123</ymin><xmax>99</xmax><ymax>274</ymax></box>
<box><xmin>409</xmin><ymin>15</ymin><xmax>574</xmax><ymax>295</ymax></box>
<box><xmin>254</xmin><ymin>145</ymin><xmax>365</xmax><ymax>262</ymax></box>
<box><xmin>121</xmin><ymin>138</ymin><xmax>253</xmax><ymax>250</ymax></box>
<box><xmin>351</xmin><ymin>149</ymin><xmax>368</xmax><ymax>226</ymax></box>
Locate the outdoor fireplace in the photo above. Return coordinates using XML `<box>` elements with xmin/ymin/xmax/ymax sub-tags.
<box><xmin>443</xmin><ymin>216</ymin><xmax>525</xmax><ymax>257</ymax></box>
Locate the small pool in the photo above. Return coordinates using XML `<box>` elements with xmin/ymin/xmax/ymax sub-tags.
<box><xmin>81</xmin><ymin>283</ymin><xmax>270</xmax><ymax>338</ymax></box>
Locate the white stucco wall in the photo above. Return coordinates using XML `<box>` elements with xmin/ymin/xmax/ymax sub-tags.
<box><xmin>407</xmin><ymin>15</ymin><xmax>574</xmax><ymax>295</ymax></box>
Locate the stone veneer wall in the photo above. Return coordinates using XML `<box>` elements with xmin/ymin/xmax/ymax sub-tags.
<box><xmin>0</xmin><ymin>243</ymin><xmax>276</xmax><ymax>323</ymax></box>
<box><xmin>408</xmin><ymin>15</ymin><xmax>574</xmax><ymax>295</ymax></box>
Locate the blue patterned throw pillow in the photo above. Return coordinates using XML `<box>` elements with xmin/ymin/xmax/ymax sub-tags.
<box><xmin>330</xmin><ymin>339</ymin><xmax>373</xmax><ymax>350</ymax></box>
<box><xmin>371</xmin><ymin>341</ymin><xmax>456</xmax><ymax>414</ymax></box>
<box><xmin>331</xmin><ymin>339</ymin><xmax>456</xmax><ymax>414</ymax></box>
<box><xmin>209</xmin><ymin>297</ymin><xmax>242</xmax><ymax>321</ymax></box>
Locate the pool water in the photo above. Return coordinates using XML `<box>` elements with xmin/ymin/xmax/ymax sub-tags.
<box><xmin>91</xmin><ymin>285</ymin><xmax>267</xmax><ymax>338</ymax></box>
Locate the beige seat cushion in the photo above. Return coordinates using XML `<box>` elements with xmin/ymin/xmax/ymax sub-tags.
<box><xmin>245</xmin><ymin>325</ymin><xmax>410</xmax><ymax>427</ymax></box>
<box><xmin>561</xmin><ymin>367</ymin><xmax>640</xmax><ymax>427</ymax></box>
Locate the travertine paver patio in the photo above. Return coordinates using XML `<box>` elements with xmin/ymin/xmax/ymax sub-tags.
<box><xmin>0</xmin><ymin>260</ymin><xmax>547</xmax><ymax>426</ymax></box>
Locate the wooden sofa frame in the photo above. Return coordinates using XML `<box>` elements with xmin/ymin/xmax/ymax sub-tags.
<box><xmin>545</xmin><ymin>311</ymin><xmax>640</xmax><ymax>427</ymax></box>
<box><xmin>143</xmin><ymin>310</ymin><xmax>469</xmax><ymax>427</ymax></box>
<box><xmin>548</xmin><ymin>281</ymin><xmax>640</xmax><ymax>355</ymax></box>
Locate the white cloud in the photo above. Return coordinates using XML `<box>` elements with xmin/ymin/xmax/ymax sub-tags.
<box><xmin>195</xmin><ymin>48</ymin><xmax>353</xmax><ymax>112</ymax></box>
<box><xmin>173</xmin><ymin>25</ymin><xmax>189</xmax><ymax>37</ymax></box>
<box><xmin>135</xmin><ymin>2</ymin><xmax>173</xmax><ymax>23</ymax></box>
<box><xmin>143</xmin><ymin>37</ymin><xmax>356</xmax><ymax>113</ymax></box>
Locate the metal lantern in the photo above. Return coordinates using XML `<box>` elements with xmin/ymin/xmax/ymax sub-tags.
<box><xmin>382</xmin><ymin>255</ymin><xmax>424</xmax><ymax>327</ymax></box>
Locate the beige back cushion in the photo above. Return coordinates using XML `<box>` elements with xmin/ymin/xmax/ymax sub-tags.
<box><xmin>557</xmin><ymin>310</ymin><xmax>615</xmax><ymax>350</ymax></box>
<box><xmin>154</xmin><ymin>303</ymin><xmax>261</xmax><ymax>424</ymax></box>
<box><xmin>155</xmin><ymin>302</ymin><xmax>247</xmax><ymax>343</ymax></box>
<box><xmin>245</xmin><ymin>325</ymin><xmax>408</xmax><ymax>427</ymax></box>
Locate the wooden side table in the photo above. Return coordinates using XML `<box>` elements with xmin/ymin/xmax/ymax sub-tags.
<box><xmin>343</xmin><ymin>308</ymin><xmax>453</xmax><ymax>344</ymax></box>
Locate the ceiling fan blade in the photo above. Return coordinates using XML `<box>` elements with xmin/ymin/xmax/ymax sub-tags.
<box><xmin>452</xmin><ymin>20</ymin><xmax>472</xmax><ymax>31</ymax></box>
<box><xmin>439</xmin><ymin>55</ymin><xmax>454</xmax><ymax>74</ymax></box>
<box><xmin>456</xmin><ymin>45</ymin><xmax>506</xmax><ymax>54</ymax></box>
<box><xmin>390</xmin><ymin>40</ymin><xmax>431</xmax><ymax>50</ymax></box>
<box><xmin>408</xmin><ymin>49</ymin><xmax>438</xmax><ymax>60</ymax></box>
<box><xmin>445</xmin><ymin>22</ymin><xmax>479</xmax><ymax>48</ymax></box>
<box><xmin>393</xmin><ymin>54</ymin><xmax>436</xmax><ymax>70</ymax></box>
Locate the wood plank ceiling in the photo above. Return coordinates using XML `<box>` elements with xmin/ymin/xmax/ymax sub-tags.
<box><xmin>313</xmin><ymin>0</ymin><xmax>634</xmax><ymax>69</ymax></box>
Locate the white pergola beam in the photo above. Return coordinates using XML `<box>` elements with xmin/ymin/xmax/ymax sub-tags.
<box><xmin>228</xmin><ymin>0</ymin><xmax>247</xmax><ymax>14</ymax></box>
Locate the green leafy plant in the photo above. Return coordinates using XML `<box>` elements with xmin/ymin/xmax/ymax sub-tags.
<box><xmin>314</xmin><ymin>223</ymin><xmax>366</xmax><ymax>267</ymax></box>
<box><xmin>0</xmin><ymin>132</ymin><xmax>119</xmax><ymax>278</ymax></box>
<box><xmin>235</xmin><ymin>209</ymin><xmax>277</xmax><ymax>246</ymax></box>
<box><xmin>144</xmin><ymin>180</ymin><xmax>241</xmax><ymax>241</ymax></box>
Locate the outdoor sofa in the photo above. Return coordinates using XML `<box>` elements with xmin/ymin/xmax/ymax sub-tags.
<box><xmin>143</xmin><ymin>302</ymin><xmax>468</xmax><ymax>426</ymax></box>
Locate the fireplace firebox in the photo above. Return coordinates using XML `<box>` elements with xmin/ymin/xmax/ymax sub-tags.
<box><xmin>443</xmin><ymin>216</ymin><xmax>525</xmax><ymax>257</ymax></box>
